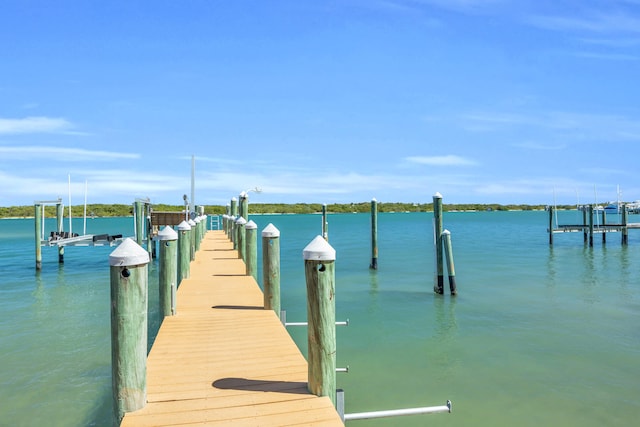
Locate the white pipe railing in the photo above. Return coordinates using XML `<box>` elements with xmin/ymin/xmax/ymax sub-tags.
<box><xmin>337</xmin><ymin>390</ymin><xmax>451</xmax><ymax>422</ymax></box>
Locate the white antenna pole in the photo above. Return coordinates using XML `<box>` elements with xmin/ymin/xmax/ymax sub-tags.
<box><xmin>83</xmin><ymin>179</ymin><xmax>88</xmax><ymax>235</ymax></box>
<box><xmin>191</xmin><ymin>154</ymin><xmax>195</xmax><ymax>215</ymax></box>
<box><xmin>68</xmin><ymin>174</ymin><xmax>73</xmax><ymax>235</ymax></box>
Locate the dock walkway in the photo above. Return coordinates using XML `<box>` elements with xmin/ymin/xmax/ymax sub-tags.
<box><xmin>121</xmin><ymin>230</ymin><xmax>343</xmax><ymax>427</ymax></box>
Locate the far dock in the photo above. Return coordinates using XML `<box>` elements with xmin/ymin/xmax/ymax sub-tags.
<box><xmin>120</xmin><ymin>230</ymin><xmax>344</xmax><ymax>426</ymax></box>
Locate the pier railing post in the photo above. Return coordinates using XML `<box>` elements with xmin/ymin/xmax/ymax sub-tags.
<box><xmin>109</xmin><ymin>238</ymin><xmax>150</xmax><ymax>424</ymax></box>
<box><xmin>442</xmin><ymin>230</ymin><xmax>457</xmax><ymax>295</ymax></box>
<box><xmin>433</xmin><ymin>192</ymin><xmax>444</xmax><ymax>294</ymax></box>
<box><xmin>370</xmin><ymin>198</ymin><xmax>378</xmax><ymax>269</ymax></box>
<box><xmin>303</xmin><ymin>236</ymin><xmax>337</xmax><ymax>407</ymax></box>
<box><xmin>177</xmin><ymin>220</ymin><xmax>192</xmax><ymax>284</ymax></box>
<box><xmin>262</xmin><ymin>224</ymin><xmax>281</xmax><ymax>314</ymax></box>
<box><xmin>34</xmin><ymin>203</ymin><xmax>42</xmax><ymax>270</ymax></box>
<box><xmin>56</xmin><ymin>201</ymin><xmax>64</xmax><ymax>263</ymax></box>
<box><xmin>236</xmin><ymin>217</ymin><xmax>247</xmax><ymax>261</ymax></box>
<box><xmin>157</xmin><ymin>226</ymin><xmax>178</xmax><ymax>318</ymax></box>
<box><xmin>245</xmin><ymin>220</ymin><xmax>258</xmax><ymax>281</ymax></box>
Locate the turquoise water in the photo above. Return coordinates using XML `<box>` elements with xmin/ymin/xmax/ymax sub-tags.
<box><xmin>0</xmin><ymin>211</ymin><xmax>638</xmax><ymax>426</ymax></box>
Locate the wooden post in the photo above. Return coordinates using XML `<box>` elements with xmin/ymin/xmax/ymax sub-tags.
<box><xmin>588</xmin><ymin>204</ymin><xmax>594</xmax><ymax>247</ymax></box>
<box><xmin>433</xmin><ymin>192</ymin><xmax>444</xmax><ymax>294</ymax></box>
<box><xmin>177</xmin><ymin>220</ymin><xmax>191</xmax><ymax>284</ymax></box>
<box><xmin>370</xmin><ymin>198</ymin><xmax>378</xmax><ymax>269</ymax></box>
<box><xmin>245</xmin><ymin>220</ymin><xmax>258</xmax><ymax>281</ymax></box>
<box><xmin>188</xmin><ymin>219</ymin><xmax>196</xmax><ymax>261</ymax></box>
<box><xmin>56</xmin><ymin>202</ymin><xmax>64</xmax><ymax>263</ymax></box>
<box><xmin>602</xmin><ymin>209</ymin><xmax>607</xmax><ymax>243</ymax></box>
<box><xmin>303</xmin><ymin>235</ymin><xmax>337</xmax><ymax>407</ymax></box>
<box><xmin>548</xmin><ymin>206</ymin><xmax>554</xmax><ymax>245</ymax></box>
<box><xmin>322</xmin><ymin>204</ymin><xmax>328</xmax><ymax>241</ymax></box>
<box><xmin>109</xmin><ymin>238</ymin><xmax>149</xmax><ymax>424</ymax></box>
<box><xmin>442</xmin><ymin>230</ymin><xmax>457</xmax><ymax>295</ymax></box>
<box><xmin>262</xmin><ymin>223</ymin><xmax>281</xmax><ymax>314</ymax></box>
<box><xmin>622</xmin><ymin>204</ymin><xmax>628</xmax><ymax>245</ymax></box>
<box><xmin>157</xmin><ymin>226</ymin><xmax>178</xmax><ymax>318</ymax></box>
<box><xmin>194</xmin><ymin>216</ymin><xmax>202</xmax><ymax>252</ymax></box>
<box><xmin>230</xmin><ymin>197</ymin><xmax>238</xmax><ymax>246</ymax></box>
<box><xmin>145</xmin><ymin>202</ymin><xmax>154</xmax><ymax>259</ymax></box>
<box><xmin>236</xmin><ymin>217</ymin><xmax>247</xmax><ymax>261</ymax></box>
<box><xmin>34</xmin><ymin>203</ymin><xmax>42</xmax><ymax>270</ymax></box>
<box><xmin>582</xmin><ymin>207</ymin><xmax>588</xmax><ymax>243</ymax></box>
<box><xmin>134</xmin><ymin>201</ymin><xmax>144</xmax><ymax>246</ymax></box>
<box><xmin>240</xmin><ymin>192</ymin><xmax>249</xmax><ymax>221</ymax></box>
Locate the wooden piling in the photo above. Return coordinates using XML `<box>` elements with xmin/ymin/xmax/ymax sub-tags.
<box><xmin>588</xmin><ymin>205</ymin><xmax>594</xmax><ymax>247</ymax></box>
<box><xmin>245</xmin><ymin>220</ymin><xmax>258</xmax><ymax>282</ymax></box>
<box><xmin>230</xmin><ymin>198</ymin><xmax>238</xmax><ymax>247</ymax></box>
<box><xmin>548</xmin><ymin>206</ymin><xmax>554</xmax><ymax>245</ymax></box>
<box><xmin>34</xmin><ymin>203</ymin><xmax>42</xmax><ymax>270</ymax></box>
<box><xmin>240</xmin><ymin>192</ymin><xmax>249</xmax><ymax>221</ymax></box>
<box><xmin>622</xmin><ymin>205</ymin><xmax>628</xmax><ymax>245</ymax></box>
<box><xmin>370</xmin><ymin>198</ymin><xmax>378</xmax><ymax>269</ymax></box>
<box><xmin>109</xmin><ymin>238</ymin><xmax>149</xmax><ymax>424</ymax></box>
<box><xmin>56</xmin><ymin>202</ymin><xmax>64</xmax><ymax>263</ymax></box>
<box><xmin>442</xmin><ymin>229</ymin><xmax>457</xmax><ymax>295</ymax></box>
<box><xmin>188</xmin><ymin>219</ymin><xmax>196</xmax><ymax>261</ymax></box>
<box><xmin>262</xmin><ymin>223</ymin><xmax>281</xmax><ymax>315</ymax></box>
<box><xmin>134</xmin><ymin>201</ymin><xmax>144</xmax><ymax>246</ymax></box>
<box><xmin>177</xmin><ymin>220</ymin><xmax>191</xmax><ymax>284</ymax></box>
<box><xmin>194</xmin><ymin>217</ymin><xmax>202</xmax><ymax>252</ymax></box>
<box><xmin>582</xmin><ymin>208</ymin><xmax>588</xmax><ymax>243</ymax></box>
<box><xmin>322</xmin><ymin>204</ymin><xmax>328</xmax><ymax>241</ymax></box>
<box><xmin>602</xmin><ymin>209</ymin><xmax>607</xmax><ymax>243</ymax></box>
<box><xmin>303</xmin><ymin>236</ymin><xmax>337</xmax><ymax>407</ymax></box>
<box><xmin>433</xmin><ymin>192</ymin><xmax>444</xmax><ymax>294</ymax></box>
<box><xmin>236</xmin><ymin>216</ymin><xmax>247</xmax><ymax>261</ymax></box>
<box><xmin>157</xmin><ymin>226</ymin><xmax>178</xmax><ymax>318</ymax></box>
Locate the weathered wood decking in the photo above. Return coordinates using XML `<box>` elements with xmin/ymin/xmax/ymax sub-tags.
<box><xmin>121</xmin><ymin>230</ymin><xmax>344</xmax><ymax>427</ymax></box>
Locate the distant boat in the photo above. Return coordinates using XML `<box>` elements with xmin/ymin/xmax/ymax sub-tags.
<box><xmin>604</xmin><ymin>202</ymin><xmax>622</xmax><ymax>214</ymax></box>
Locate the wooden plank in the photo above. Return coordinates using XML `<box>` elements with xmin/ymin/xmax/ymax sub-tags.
<box><xmin>121</xmin><ymin>230</ymin><xmax>343</xmax><ymax>427</ymax></box>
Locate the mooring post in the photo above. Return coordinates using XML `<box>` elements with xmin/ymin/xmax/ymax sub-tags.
<box><xmin>194</xmin><ymin>216</ymin><xmax>202</xmax><ymax>252</ymax></box>
<box><xmin>442</xmin><ymin>229</ymin><xmax>457</xmax><ymax>295</ymax></box>
<box><xmin>56</xmin><ymin>201</ymin><xmax>64</xmax><ymax>263</ymax></box>
<box><xmin>245</xmin><ymin>220</ymin><xmax>258</xmax><ymax>281</ymax></box>
<box><xmin>582</xmin><ymin>207</ymin><xmax>588</xmax><ymax>243</ymax></box>
<box><xmin>602</xmin><ymin>209</ymin><xmax>607</xmax><ymax>243</ymax></box>
<box><xmin>548</xmin><ymin>205</ymin><xmax>554</xmax><ymax>245</ymax></box>
<box><xmin>236</xmin><ymin>216</ymin><xmax>247</xmax><ymax>261</ymax></box>
<box><xmin>157</xmin><ymin>226</ymin><xmax>178</xmax><ymax>318</ymax></box>
<box><xmin>322</xmin><ymin>204</ymin><xmax>329</xmax><ymax>241</ymax></box>
<box><xmin>109</xmin><ymin>238</ymin><xmax>149</xmax><ymax>424</ymax></box>
<box><xmin>621</xmin><ymin>205</ymin><xmax>628</xmax><ymax>245</ymax></box>
<box><xmin>370</xmin><ymin>198</ymin><xmax>378</xmax><ymax>269</ymax></box>
<box><xmin>433</xmin><ymin>192</ymin><xmax>444</xmax><ymax>294</ymax></box>
<box><xmin>177</xmin><ymin>220</ymin><xmax>191</xmax><ymax>284</ymax></box>
<box><xmin>34</xmin><ymin>203</ymin><xmax>42</xmax><ymax>270</ymax></box>
<box><xmin>145</xmin><ymin>202</ymin><xmax>154</xmax><ymax>259</ymax></box>
<box><xmin>134</xmin><ymin>201</ymin><xmax>144</xmax><ymax>246</ymax></box>
<box><xmin>588</xmin><ymin>204</ymin><xmax>594</xmax><ymax>247</ymax></box>
<box><xmin>230</xmin><ymin>197</ymin><xmax>238</xmax><ymax>246</ymax></box>
<box><xmin>303</xmin><ymin>235</ymin><xmax>337</xmax><ymax>407</ymax></box>
<box><xmin>262</xmin><ymin>223</ymin><xmax>281</xmax><ymax>314</ymax></box>
<box><xmin>188</xmin><ymin>219</ymin><xmax>196</xmax><ymax>261</ymax></box>
<box><xmin>240</xmin><ymin>191</ymin><xmax>249</xmax><ymax>221</ymax></box>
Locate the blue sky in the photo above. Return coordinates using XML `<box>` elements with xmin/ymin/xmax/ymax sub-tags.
<box><xmin>2</xmin><ymin>0</ymin><xmax>639</xmax><ymax>207</ymax></box>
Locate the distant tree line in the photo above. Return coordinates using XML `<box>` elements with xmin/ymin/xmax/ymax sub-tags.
<box><xmin>0</xmin><ymin>202</ymin><xmax>577</xmax><ymax>218</ymax></box>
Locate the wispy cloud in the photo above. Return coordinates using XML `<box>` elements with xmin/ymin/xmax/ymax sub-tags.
<box><xmin>512</xmin><ymin>142</ymin><xmax>566</xmax><ymax>150</ymax></box>
<box><xmin>0</xmin><ymin>146</ymin><xmax>139</xmax><ymax>161</ymax></box>
<box><xmin>0</xmin><ymin>117</ymin><xmax>73</xmax><ymax>134</ymax></box>
<box><xmin>405</xmin><ymin>155</ymin><xmax>477</xmax><ymax>166</ymax></box>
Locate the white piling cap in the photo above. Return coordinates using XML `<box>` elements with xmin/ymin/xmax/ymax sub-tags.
<box><xmin>194</xmin><ymin>216</ymin><xmax>201</xmax><ymax>223</ymax></box>
<box><xmin>303</xmin><ymin>235</ymin><xmax>336</xmax><ymax>261</ymax></box>
<box><xmin>434</xmin><ymin>192</ymin><xmax>443</xmax><ymax>198</ymax></box>
<box><xmin>109</xmin><ymin>238</ymin><xmax>150</xmax><ymax>266</ymax></box>
<box><xmin>231</xmin><ymin>197</ymin><xmax>237</xmax><ymax>201</ymax></box>
<box><xmin>239</xmin><ymin>191</ymin><xmax>248</xmax><ymax>198</ymax></box>
<box><xmin>235</xmin><ymin>216</ymin><xmax>247</xmax><ymax>225</ymax></box>
<box><xmin>372</xmin><ymin>197</ymin><xmax>377</xmax><ymax>202</ymax></box>
<box><xmin>177</xmin><ymin>220</ymin><xmax>191</xmax><ymax>231</ymax></box>
<box><xmin>442</xmin><ymin>229</ymin><xmax>451</xmax><ymax>235</ymax></box>
<box><xmin>188</xmin><ymin>219</ymin><xmax>196</xmax><ymax>226</ymax></box>
<box><xmin>245</xmin><ymin>220</ymin><xmax>257</xmax><ymax>230</ymax></box>
<box><xmin>156</xmin><ymin>225</ymin><xmax>178</xmax><ymax>241</ymax></box>
<box><xmin>262</xmin><ymin>223</ymin><xmax>280</xmax><ymax>238</ymax></box>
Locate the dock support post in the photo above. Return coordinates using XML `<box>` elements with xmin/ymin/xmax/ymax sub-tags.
<box><xmin>548</xmin><ymin>206</ymin><xmax>554</xmax><ymax>245</ymax></box>
<box><xmin>230</xmin><ymin>197</ymin><xmax>238</xmax><ymax>246</ymax></box>
<box><xmin>582</xmin><ymin>208</ymin><xmax>588</xmax><ymax>243</ymax></box>
<box><xmin>56</xmin><ymin>202</ymin><xmax>64</xmax><ymax>263</ymax></box>
<box><xmin>303</xmin><ymin>236</ymin><xmax>337</xmax><ymax>407</ymax></box>
<box><xmin>109</xmin><ymin>238</ymin><xmax>149</xmax><ymax>424</ymax></box>
<box><xmin>322</xmin><ymin>204</ymin><xmax>328</xmax><ymax>241</ymax></box>
<box><xmin>370</xmin><ymin>198</ymin><xmax>378</xmax><ymax>269</ymax></box>
<box><xmin>588</xmin><ymin>205</ymin><xmax>594</xmax><ymax>247</ymax></box>
<box><xmin>622</xmin><ymin>205</ymin><xmax>628</xmax><ymax>245</ymax></box>
<box><xmin>236</xmin><ymin>217</ymin><xmax>247</xmax><ymax>261</ymax></box>
<box><xmin>433</xmin><ymin>192</ymin><xmax>444</xmax><ymax>294</ymax></box>
<box><xmin>188</xmin><ymin>219</ymin><xmax>196</xmax><ymax>261</ymax></box>
<box><xmin>194</xmin><ymin>216</ymin><xmax>202</xmax><ymax>252</ymax></box>
<box><xmin>157</xmin><ymin>226</ymin><xmax>178</xmax><ymax>318</ymax></box>
<box><xmin>442</xmin><ymin>230</ymin><xmax>457</xmax><ymax>295</ymax></box>
<box><xmin>239</xmin><ymin>191</ymin><xmax>249</xmax><ymax>221</ymax></box>
<box><xmin>262</xmin><ymin>224</ymin><xmax>281</xmax><ymax>314</ymax></box>
<box><xmin>245</xmin><ymin>220</ymin><xmax>258</xmax><ymax>281</ymax></box>
<box><xmin>146</xmin><ymin>202</ymin><xmax>154</xmax><ymax>259</ymax></box>
<box><xmin>134</xmin><ymin>201</ymin><xmax>144</xmax><ymax>246</ymax></box>
<box><xmin>177</xmin><ymin>220</ymin><xmax>191</xmax><ymax>284</ymax></box>
<box><xmin>602</xmin><ymin>210</ymin><xmax>607</xmax><ymax>243</ymax></box>
<box><xmin>34</xmin><ymin>203</ymin><xmax>42</xmax><ymax>270</ymax></box>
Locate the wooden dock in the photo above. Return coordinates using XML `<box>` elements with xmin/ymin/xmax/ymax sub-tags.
<box><xmin>121</xmin><ymin>230</ymin><xmax>344</xmax><ymax>427</ymax></box>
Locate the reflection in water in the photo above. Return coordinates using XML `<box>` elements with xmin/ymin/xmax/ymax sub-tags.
<box><xmin>546</xmin><ymin>246</ymin><xmax>557</xmax><ymax>300</ymax></box>
<box><xmin>431</xmin><ymin>296</ymin><xmax>458</xmax><ymax>380</ymax></box>
<box><xmin>580</xmin><ymin>246</ymin><xmax>598</xmax><ymax>305</ymax></box>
